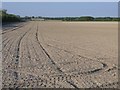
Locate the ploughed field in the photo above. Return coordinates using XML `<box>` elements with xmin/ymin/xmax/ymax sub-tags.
<box><xmin>2</xmin><ymin>21</ymin><xmax>118</xmax><ymax>88</ymax></box>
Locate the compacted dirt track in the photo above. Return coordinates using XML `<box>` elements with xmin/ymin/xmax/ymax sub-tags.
<box><xmin>2</xmin><ymin>21</ymin><xmax>118</xmax><ymax>88</ymax></box>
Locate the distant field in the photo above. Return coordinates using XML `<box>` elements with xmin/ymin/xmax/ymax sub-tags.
<box><xmin>2</xmin><ymin>21</ymin><xmax>118</xmax><ymax>88</ymax></box>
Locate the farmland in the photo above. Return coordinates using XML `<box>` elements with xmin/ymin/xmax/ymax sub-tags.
<box><xmin>2</xmin><ymin>21</ymin><xmax>118</xmax><ymax>88</ymax></box>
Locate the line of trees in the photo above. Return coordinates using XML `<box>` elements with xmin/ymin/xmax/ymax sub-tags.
<box><xmin>1</xmin><ymin>9</ymin><xmax>120</xmax><ymax>22</ymax></box>
<box><xmin>1</xmin><ymin>9</ymin><xmax>21</xmax><ymax>22</ymax></box>
<box><xmin>42</xmin><ymin>16</ymin><xmax>120</xmax><ymax>21</ymax></box>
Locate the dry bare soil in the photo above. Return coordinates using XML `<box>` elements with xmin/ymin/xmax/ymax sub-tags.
<box><xmin>2</xmin><ymin>21</ymin><xmax>118</xmax><ymax>88</ymax></box>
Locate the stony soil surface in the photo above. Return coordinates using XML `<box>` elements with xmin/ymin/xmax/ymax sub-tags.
<box><xmin>2</xmin><ymin>21</ymin><xmax>118</xmax><ymax>88</ymax></box>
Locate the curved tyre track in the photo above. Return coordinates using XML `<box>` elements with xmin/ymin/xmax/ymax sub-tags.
<box><xmin>2</xmin><ymin>22</ymin><xmax>35</xmax><ymax>88</ymax></box>
<box><xmin>2</xmin><ymin>21</ymin><xmax>118</xmax><ymax>88</ymax></box>
<box><xmin>35</xmin><ymin>24</ymin><xmax>80</xmax><ymax>88</ymax></box>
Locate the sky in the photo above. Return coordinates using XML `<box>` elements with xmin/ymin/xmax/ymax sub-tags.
<box><xmin>2</xmin><ymin>2</ymin><xmax>118</xmax><ymax>17</ymax></box>
<box><xmin>2</xmin><ymin>0</ymin><xmax>120</xmax><ymax>2</ymax></box>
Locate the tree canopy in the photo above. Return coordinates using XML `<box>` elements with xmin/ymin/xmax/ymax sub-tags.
<box><xmin>1</xmin><ymin>9</ymin><xmax>21</xmax><ymax>22</ymax></box>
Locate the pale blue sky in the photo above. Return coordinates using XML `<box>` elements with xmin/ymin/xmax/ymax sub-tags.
<box><xmin>2</xmin><ymin>0</ymin><xmax>120</xmax><ymax>2</ymax></box>
<box><xmin>3</xmin><ymin>2</ymin><xmax>118</xmax><ymax>17</ymax></box>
